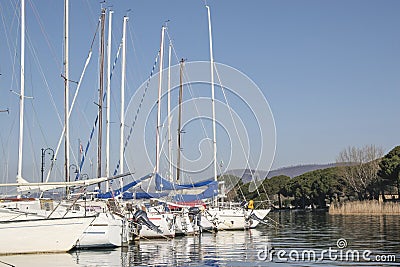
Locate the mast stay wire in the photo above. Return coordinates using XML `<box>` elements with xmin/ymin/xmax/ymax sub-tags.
<box><xmin>165</xmin><ymin>30</ymin><xmax>216</xmax><ymax>185</ymax></box>
<box><xmin>213</xmin><ymin>64</ymin><xmax>271</xmax><ymax>203</ymax></box>
<box><xmin>45</xmin><ymin>18</ymin><xmax>101</xmax><ymax>183</ymax></box>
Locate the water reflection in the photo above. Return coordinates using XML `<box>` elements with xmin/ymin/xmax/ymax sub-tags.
<box><xmin>268</xmin><ymin>211</ymin><xmax>400</xmax><ymax>266</ymax></box>
<box><xmin>0</xmin><ymin>253</ymin><xmax>76</xmax><ymax>267</ymax></box>
<box><xmin>1</xmin><ymin>211</ymin><xmax>399</xmax><ymax>267</ymax></box>
<box><xmin>118</xmin><ymin>229</ymin><xmax>270</xmax><ymax>266</ymax></box>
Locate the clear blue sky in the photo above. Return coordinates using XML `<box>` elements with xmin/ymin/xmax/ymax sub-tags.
<box><xmin>0</xmin><ymin>0</ymin><xmax>399</xmax><ymax>186</ymax></box>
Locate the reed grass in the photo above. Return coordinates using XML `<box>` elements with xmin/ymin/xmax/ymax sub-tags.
<box><xmin>329</xmin><ymin>200</ymin><xmax>400</xmax><ymax>215</ymax></box>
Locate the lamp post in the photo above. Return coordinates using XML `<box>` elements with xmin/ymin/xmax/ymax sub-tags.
<box><xmin>68</xmin><ymin>164</ymin><xmax>78</xmax><ymax>196</ymax></box>
<box><xmin>41</xmin><ymin>148</ymin><xmax>54</xmax><ymax>183</ymax></box>
<box><xmin>69</xmin><ymin>164</ymin><xmax>78</xmax><ymax>180</ymax></box>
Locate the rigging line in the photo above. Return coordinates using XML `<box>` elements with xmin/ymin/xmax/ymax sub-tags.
<box><xmin>111</xmin><ymin>51</ymin><xmax>160</xmax><ymax>179</ymax></box>
<box><xmin>167</xmin><ymin>35</ymin><xmax>215</xmax><ymax>168</ymax></box>
<box><xmin>124</xmin><ymin>23</ymin><xmax>141</xmax><ymax>95</ymax></box>
<box><xmin>0</xmin><ymin>1</ymin><xmax>19</xmax><ymax>101</ymax></box>
<box><xmin>76</xmin><ymin>93</ymin><xmax>92</xmax><ymax>130</ymax></box>
<box><xmin>83</xmin><ymin>0</ymin><xmax>98</xmax><ymax>31</ymax></box>
<box><xmin>214</xmin><ymin>64</ymin><xmax>269</xmax><ymax>201</ymax></box>
<box><xmin>27</xmin><ymin>94</ymin><xmax>50</xmax><ymax>148</ymax></box>
<box><xmin>2</xmin><ymin>109</ymin><xmax>18</xmax><ymax>185</ymax></box>
<box><xmin>47</xmin><ymin>54</ymin><xmax>97</xmax><ymax>181</ymax></box>
<box><xmin>128</xmin><ymin>22</ymin><xmax>146</xmax><ymax>85</ymax></box>
<box><xmin>25</xmin><ymin>29</ymin><xmax>62</xmax><ymax>127</ymax></box>
<box><xmin>159</xmin><ymin>123</ymin><xmax>177</xmax><ymax>179</ymax></box>
<box><xmin>24</xmin><ymin>111</ymin><xmax>40</xmax><ymax>182</ymax></box>
<box><xmin>213</xmin><ymin>64</ymin><xmax>252</xmax><ymax>200</ymax></box>
<box><xmin>45</xmin><ymin>20</ymin><xmax>101</xmax><ymax>183</ymax></box>
<box><xmin>75</xmin><ymin>40</ymin><xmax>122</xmax><ymax>181</ymax></box>
<box><xmin>0</xmin><ymin>2</ymin><xmax>16</xmax><ymax>80</ymax></box>
<box><xmin>23</xmin><ymin>30</ymin><xmax>61</xmax><ymax>181</ymax></box>
<box><xmin>109</xmin><ymin>48</ymin><xmax>124</xmax><ymax>126</ymax></box>
<box><xmin>157</xmin><ymin>124</ymin><xmax>169</xmax><ymax>176</ymax></box>
<box><xmin>27</xmin><ymin>0</ymin><xmax>61</xmax><ymax>71</ymax></box>
<box><xmin>167</xmin><ymin>40</ymin><xmax>223</xmax><ymax>199</ymax></box>
<box><xmin>0</xmin><ymin>118</ymin><xmax>10</xmax><ymax>181</ymax></box>
<box><xmin>182</xmin><ymin>69</ymin><xmax>215</xmax><ymax>169</ymax></box>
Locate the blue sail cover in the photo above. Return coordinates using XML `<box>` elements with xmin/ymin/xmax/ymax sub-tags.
<box><xmin>172</xmin><ymin>181</ymin><xmax>218</xmax><ymax>202</ymax></box>
<box><xmin>134</xmin><ymin>191</ymin><xmax>170</xmax><ymax>199</ymax></box>
<box><xmin>155</xmin><ymin>173</ymin><xmax>214</xmax><ymax>191</ymax></box>
<box><xmin>96</xmin><ymin>173</ymin><xmax>153</xmax><ymax>199</ymax></box>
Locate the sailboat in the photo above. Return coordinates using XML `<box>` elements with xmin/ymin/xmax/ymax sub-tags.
<box><xmin>135</xmin><ymin>7</ymin><xmax>256</xmax><ymax>232</ymax></box>
<box><xmin>95</xmin><ymin>24</ymin><xmax>176</xmax><ymax>240</ymax></box>
<box><xmin>64</xmin><ymin>8</ymin><xmax>131</xmax><ymax>248</ymax></box>
<box><xmin>165</xmin><ymin>56</ymin><xmax>202</xmax><ymax>236</ymax></box>
<box><xmin>0</xmin><ymin>0</ymin><xmax>97</xmax><ymax>255</ymax></box>
<box><xmin>129</xmin><ymin>25</ymin><xmax>177</xmax><ymax>239</ymax></box>
<box><xmin>198</xmin><ymin>4</ymin><xmax>271</xmax><ymax>231</ymax></box>
<box><xmin>0</xmin><ymin>212</ymin><xmax>95</xmax><ymax>255</ymax></box>
<box><xmin>138</xmin><ymin>26</ymin><xmax>217</xmax><ymax>237</ymax></box>
<box><xmin>1</xmin><ymin>2</ymin><xmax>140</xmax><ymax>250</ymax></box>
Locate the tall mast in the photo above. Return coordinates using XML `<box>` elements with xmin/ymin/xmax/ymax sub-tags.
<box><xmin>167</xmin><ymin>41</ymin><xmax>172</xmax><ymax>181</ymax></box>
<box><xmin>97</xmin><ymin>9</ymin><xmax>106</xmax><ymax>182</ymax></box>
<box><xmin>206</xmin><ymin>5</ymin><xmax>217</xmax><ymax>184</ymax></box>
<box><xmin>119</xmin><ymin>16</ymin><xmax>128</xmax><ymax>189</ymax></box>
<box><xmin>16</xmin><ymin>0</ymin><xmax>25</xmax><ymax>182</ymax></box>
<box><xmin>64</xmin><ymin>0</ymin><xmax>70</xmax><ymax>195</ymax></box>
<box><xmin>105</xmin><ymin>10</ymin><xmax>113</xmax><ymax>190</ymax></box>
<box><xmin>176</xmin><ymin>58</ymin><xmax>184</xmax><ymax>182</ymax></box>
<box><xmin>155</xmin><ymin>26</ymin><xmax>165</xmax><ymax>175</ymax></box>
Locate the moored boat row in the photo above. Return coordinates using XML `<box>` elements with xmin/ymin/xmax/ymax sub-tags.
<box><xmin>0</xmin><ymin>195</ymin><xmax>271</xmax><ymax>255</ymax></box>
<box><xmin>0</xmin><ymin>1</ymin><xmax>273</xmax><ymax>256</ymax></box>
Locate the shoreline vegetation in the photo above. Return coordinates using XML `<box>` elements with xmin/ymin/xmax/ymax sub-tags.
<box><xmin>329</xmin><ymin>200</ymin><xmax>400</xmax><ymax>215</ymax></box>
<box><xmin>224</xmin><ymin>145</ymin><xmax>400</xmax><ymax>215</ymax></box>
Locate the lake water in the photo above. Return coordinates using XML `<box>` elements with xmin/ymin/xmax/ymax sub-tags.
<box><xmin>1</xmin><ymin>210</ymin><xmax>399</xmax><ymax>266</ymax></box>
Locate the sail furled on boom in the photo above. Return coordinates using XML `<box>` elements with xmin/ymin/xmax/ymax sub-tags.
<box><xmin>172</xmin><ymin>181</ymin><xmax>218</xmax><ymax>202</ymax></box>
<box><xmin>133</xmin><ymin>191</ymin><xmax>170</xmax><ymax>199</ymax></box>
<box><xmin>155</xmin><ymin>173</ymin><xmax>214</xmax><ymax>191</ymax></box>
<box><xmin>96</xmin><ymin>173</ymin><xmax>152</xmax><ymax>198</ymax></box>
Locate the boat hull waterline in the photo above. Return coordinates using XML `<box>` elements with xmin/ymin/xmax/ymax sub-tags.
<box><xmin>0</xmin><ymin>216</ymin><xmax>96</xmax><ymax>255</ymax></box>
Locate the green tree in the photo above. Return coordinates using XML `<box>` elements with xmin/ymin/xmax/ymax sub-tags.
<box><xmin>285</xmin><ymin>167</ymin><xmax>343</xmax><ymax>209</ymax></box>
<box><xmin>286</xmin><ymin>174</ymin><xmax>312</xmax><ymax>209</ymax></box>
<box><xmin>378</xmin><ymin>146</ymin><xmax>400</xmax><ymax>198</ymax></box>
<box><xmin>257</xmin><ymin>175</ymin><xmax>290</xmax><ymax>208</ymax></box>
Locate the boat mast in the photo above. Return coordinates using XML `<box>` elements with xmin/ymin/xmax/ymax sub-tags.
<box><xmin>64</xmin><ymin>0</ymin><xmax>70</xmax><ymax>195</ymax></box>
<box><xmin>155</xmin><ymin>26</ymin><xmax>165</xmax><ymax>175</ymax></box>
<box><xmin>167</xmin><ymin>41</ymin><xmax>172</xmax><ymax>181</ymax></box>
<box><xmin>206</xmin><ymin>5</ymin><xmax>217</xmax><ymax>184</ymax></box>
<box><xmin>206</xmin><ymin>5</ymin><xmax>219</xmax><ymax>206</ymax></box>
<box><xmin>120</xmin><ymin>16</ymin><xmax>128</xmax><ymax>190</ymax></box>
<box><xmin>105</xmin><ymin>10</ymin><xmax>113</xmax><ymax>190</ymax></box>
<box><xmin>176</xmin><ymin>58</ymin><xmax>184</xmax><ymax>182</ymax></box>
<box><xmin>97</xmin><ymin>9</ymin><xmax>106</xmax><ymax>184</ymax></box>
<box><xmin>16</xmin><ymin>0</ymin><xmax>25</xmax><ymax>183</ymax></box>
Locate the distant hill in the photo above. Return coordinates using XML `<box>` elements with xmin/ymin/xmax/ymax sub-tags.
<box><xmin>224</xmin><ymin>163</ymin><xmax>336</xmax><ymax>183</ymax></box>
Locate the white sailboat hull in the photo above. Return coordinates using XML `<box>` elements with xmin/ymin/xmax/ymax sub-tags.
<box><xmin>76</xmin><ymin>213</ymin><xmax>127</xmax><ymax>248</ymax></box>
<box><xmin>138</xmin><ymin>213</ymin><xmax>175</xmax><ymax>238</ymax></box>
<box><xmin>202</xmin><ymin>207</ymin><xmax>249</xmax><ymax>230</ymax></box>
<box><xmin>0</xmin><ymin>216</ymin><xmax>95</xmax><ymax>255</ymax></box>
<box><xmin>175</xmin><ymin>212</ymin><xmax>197</xmax><ymax>235</ymax></box>
<box><xmin>1</xmin><ymin>199</ymin><xmax>128</xmax><ymax>248</ymax></box>
<box><xmin>247</xmin><ymin>208</ymin><xmax>271</xmax><ymax>228</ymax></box>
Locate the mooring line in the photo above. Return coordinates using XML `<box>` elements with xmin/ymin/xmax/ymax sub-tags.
<box><xmin>0</xmin><ymin>260</ymin><xmax>15</xmax><ymax>267</ymax></box>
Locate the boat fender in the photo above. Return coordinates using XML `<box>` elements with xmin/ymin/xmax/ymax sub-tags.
<box><xmin>248</xmin><ymin>200</ymin><xmax>254</xmax><ymax>210</ymax></box>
